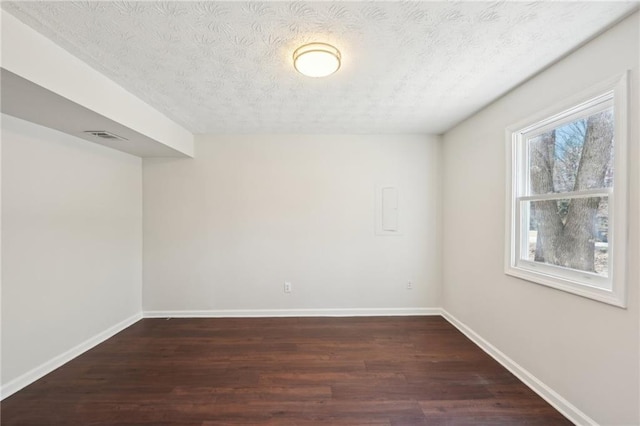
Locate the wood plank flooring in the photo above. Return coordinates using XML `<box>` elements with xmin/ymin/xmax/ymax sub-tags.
<box><xmin>1</xmin><ymin>316</ymin><xmax>572</xmax><ymax>425</ymax></box>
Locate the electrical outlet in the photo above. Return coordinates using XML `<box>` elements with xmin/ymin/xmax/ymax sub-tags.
<box><xmin>284</xmin><ymin>282</ymin><xmax>292</xmax><ymax>293</ymax></box>
<box><xmin>406</xmin><ymin>281</ymin><xmax>413</xmax><ymax>290</ymax></box>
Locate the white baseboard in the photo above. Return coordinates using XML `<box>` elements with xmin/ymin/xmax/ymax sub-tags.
<box><xmin>0</xmin><ymin>312</ymin><xmax>142</xmax><ymax>400</ymax></box>
<box><xmin>143</xmin><ymin>307</ymin><xmax>441</xmax><ymax>318</ymax></box>
<box><xmin>440</xmin><ymin>309</ymin><xmax>596</xmax><ymax>426</ymax></box>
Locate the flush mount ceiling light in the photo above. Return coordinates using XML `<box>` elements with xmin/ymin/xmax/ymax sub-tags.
<box><xmin>293</xmin><ymin>43</ymin><xmax>341</xmax><ymax>78</ymax></box>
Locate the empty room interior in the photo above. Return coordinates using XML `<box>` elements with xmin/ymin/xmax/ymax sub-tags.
<box><xmin>1</xmin><ymin>1</ymin><xmax>639</xmax><ymax>425</ymax></box>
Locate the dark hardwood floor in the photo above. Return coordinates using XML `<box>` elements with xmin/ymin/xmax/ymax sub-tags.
<box><xmin>1</xmin><ymin>316</ymin><xmax>572</xmax><ymax>425</ymax></box>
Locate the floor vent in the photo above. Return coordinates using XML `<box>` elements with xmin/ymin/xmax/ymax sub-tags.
<box><xmin>83</xmin><ymin>130</ymin><xmax>128</xmax><ymax>141</ymax></box>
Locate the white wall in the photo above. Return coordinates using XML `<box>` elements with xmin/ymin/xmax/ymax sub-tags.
<box><xmin>442</xmin><ymin>12</ymin><xmax>639</xmax><ymax>425</ymax></box>
<box><xmin>143</xmin><ymin>134</ymin><xmax>441</xmax><ymax>314</ymax></box>
<box><xmin>1</xmin><ymin>114</ymin><xmax>143</xmax><ymax>390</ymax></box>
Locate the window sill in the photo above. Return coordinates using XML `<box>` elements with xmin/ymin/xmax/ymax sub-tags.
<box><xmin>505</xmin><ymin>265</ymin><xmax>626</xmax><ymax>308</ymax></box>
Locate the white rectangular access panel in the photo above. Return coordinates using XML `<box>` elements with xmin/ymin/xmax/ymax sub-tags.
<box><xmin>381</xmin><ymin>187</ymin><xmax>398</xmax><ymax>231</ymax></box>
<box><xmin>376</xmin><ymin>185</ymin><xmax>401</xmax><ymax>236</ymax></box>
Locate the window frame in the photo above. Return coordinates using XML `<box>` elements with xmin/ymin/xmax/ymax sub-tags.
<box><xmin>505</xmin><ymin>73</ymin><xmax>628</xmax><ymax>308</ymax></box>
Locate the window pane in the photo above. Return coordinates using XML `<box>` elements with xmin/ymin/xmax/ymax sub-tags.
<box><xmin>524</xmin><ymin>197</ymin><xmax>608</xmax><ymax>276</ymax></box>
<box><xmin>527</xmin><ymin>107</ymin><xmax>614</xmax><ymax>195</ymax></box>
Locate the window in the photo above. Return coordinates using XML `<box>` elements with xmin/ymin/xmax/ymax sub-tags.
<box><xmin>505</xmin><ymin>74</ymin><xmax>628</xmax><ymax>307</ymax></box>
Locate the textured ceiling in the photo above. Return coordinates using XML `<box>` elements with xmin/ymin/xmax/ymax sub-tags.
<box><xmin>2</xmin><ymin>1</ymin><xmax>637</xmax><ymax>134</ymax></box>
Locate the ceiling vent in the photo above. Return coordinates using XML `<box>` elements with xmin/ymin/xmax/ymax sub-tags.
<box><xmin>83</xmin><ymin>130</ymin><xmax>128</xmax><ymax>141</ymax></box>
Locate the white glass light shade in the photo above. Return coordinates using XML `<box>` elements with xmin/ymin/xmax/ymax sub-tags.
<box><xmin>293</xmin><ymin>43</ymin><xmax>341</xmax><ymax>78</ymax></box>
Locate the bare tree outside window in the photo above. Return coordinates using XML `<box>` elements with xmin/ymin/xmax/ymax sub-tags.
<box><xmin>526</xmin><ymin>109</ymin><xmax>614</xmax><ymax>276</ymax></box>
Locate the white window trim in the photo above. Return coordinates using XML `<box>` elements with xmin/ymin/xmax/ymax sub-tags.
<box><xmin>505</xmin><ymin>72</ymin><xmax>628</xmax><ymax>308</ymax></box>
